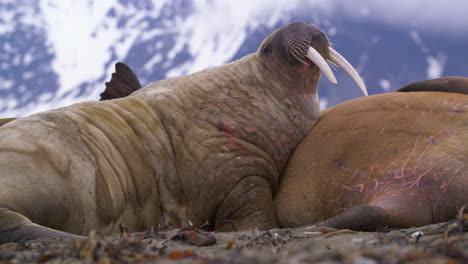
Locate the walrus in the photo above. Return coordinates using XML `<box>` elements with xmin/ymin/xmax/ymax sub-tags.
<box><xmin>275</xmin><ymin>82</ymin><xmax>467</xmax><ymax>231</ymax></box>
<box><xmin>0</xmin><ymin>22</ymin><xmax>367</xmax><ymax>243</ymax></box>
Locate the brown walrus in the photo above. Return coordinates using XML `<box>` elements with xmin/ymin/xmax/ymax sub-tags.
<box><xmin>276</xmin><ymin>81</ymin><xmax>467</xmax><ymax>231</ymax></box>
<box><xmin>0</xmin><ymin>22</ymin><xmax>367</xmax><ymax>243</ymax></box>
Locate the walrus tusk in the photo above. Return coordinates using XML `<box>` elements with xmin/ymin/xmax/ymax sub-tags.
<box><xmin>306</xmin><ymin>46</ymin><xmax>337</xmax><ymax>84</ymax></box>
<box><xmin>328</xmin><ymin>47</ymin><xmax>368</xmax><ymax>96</ymax></box>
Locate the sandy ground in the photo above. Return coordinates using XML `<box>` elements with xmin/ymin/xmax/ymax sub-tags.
<box><xmin>0</xmin><ymin>219</ymin><xmax>467</xmax><ymax>263</ymax></box>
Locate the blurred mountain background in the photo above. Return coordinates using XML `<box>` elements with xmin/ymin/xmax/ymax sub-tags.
<box><xmin>1</xmin><ymin>0</ymin><xmax>467</xmax><ymax>118</ymax></box>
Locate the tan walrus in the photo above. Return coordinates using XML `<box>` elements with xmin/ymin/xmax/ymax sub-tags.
<box><xmin>0</xmin><ymin>22</ymin><xmax>367</xmax><ymax>243</ymax></box>
<box><xmin>276</xmin><ymin>80</ymin><xmax>467</xmax><ymax>230</ymax></box>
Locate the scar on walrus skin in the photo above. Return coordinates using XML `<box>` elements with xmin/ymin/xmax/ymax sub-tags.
<box><xmin>0</xmin><ymin>22</ymin><xmax>367</xmax><ymax>243</ymax></box>
<box><xmin>276</xmin><ymin>79</ymin><xmax>467</xmax><ymax>231</ymax></box>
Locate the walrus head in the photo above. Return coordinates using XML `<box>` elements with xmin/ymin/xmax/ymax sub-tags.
<box><xmin>258</xmin><ymin>22</ymin><xmax>367</xmax><ymax>96</ymax></box>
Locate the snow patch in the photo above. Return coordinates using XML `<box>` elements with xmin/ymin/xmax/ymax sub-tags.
<box><xmin>23</xmin><ymin>53</ymin><xmax>33</xmax><ymax>65</ymax></box>
<box><xmin>0</xmin><ymin>79</ymin><xmax>14</xmax><ymax>90</ymax></box>
<box><xmin>409</xmin><ymin>30</ymin><xmax>429</xmax><ymax>54</ymax></box>
<box><xmin>3</xmin><ymin>42</ymin><xmax>13</xmax><ymax>53</ymax></box>
<box><xmin>38</xmin><ymin>0</ymin><xmax>120</xmax><ymax>98</ymax></box>
<box><xmin>319</xmin><ymin>98</ymin><xmax>328</xmax><ymax>110</ymax></box>
<box><xmin>22</xmin><ymin>71</ymin><xmax>35</xmax><ymax>80</ymax></box>
<box><xmin>426</xmin><ymin>54</ymin><xmax>447</xmax><ymax>79</ymax></box>
<box><xmin>0</xmin><ymin>1</ymin><xmax>44</xmax><ymax>34</ymax></box>
<box><xmin>166</xmin><ymin>0</ymin><xmax>301</xmax><ymax>77</ymax></box>
<box><xmin>144</xmin><ymin>54</ymin><xmax>163</xmax><ymax>73</ymax></box>
<box><xmin>409</xmin><ymin>31</ymin><xmax>422</xmax><ymax>45</ymax></box>
<box><xmin>379</xmin><ymin>79</ymin><xmax>391</xmax><ymax>91</ymax></box>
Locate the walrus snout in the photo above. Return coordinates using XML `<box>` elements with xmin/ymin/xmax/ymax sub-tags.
<box><xmin>260</xmin><ymin>22</ymin><xmax>368</xmax><ymax>96</ymax></box>
<box><xmin>273</xmin><ymin>22</ymin><xmax>328</xmax><ymax>66</ymax></box>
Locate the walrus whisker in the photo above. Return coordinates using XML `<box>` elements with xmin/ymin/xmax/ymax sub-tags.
<box><xmin>328</xmin><ymin>47</ymin><xmax>368</xmax><ymax>96</ymax></box>
<box><xmin>306</xmin><ymin>46</ymin><xmax>337</xmax><ymax>84</ymax></box>
<box><xmin>288</xmin><ymin>44</ymin><xmax>307</xmax><ymax>64</ymax></box>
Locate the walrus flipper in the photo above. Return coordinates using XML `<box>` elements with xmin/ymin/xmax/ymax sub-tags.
<box><xmin>0</xmin><ymin>207</ymin><xmax>84</xmax><ymax>244</ymax></box>
<box><xmin>100</xmin><ymin>62</ymin><xmax>143</xmax><ymax>101</ymax></box>
<box><xmin>317</xmin><ymin>205</ymin><xmax>390</xmax><ymax>231</ymax></box>
<box><xmin>397</xmin><ymin>76</ymin><xmax>468</xmax><ymax>95</ymax></box>
<box><xmin>318</xmin><ymin>193</ymin><xmax>436</xmax><ymax>231</ymax></box>
<box><xmin>0</xmin><ymin>224</ymin><xmax>84</xmax><ymax>244</ymax></box>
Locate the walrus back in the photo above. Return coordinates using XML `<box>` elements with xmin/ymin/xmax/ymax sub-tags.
<box><xmin>0</xmin><ymin>97</ymin><xmax>166</xmax><ymax>235</ymax></box>
<box><xmin>277</xmin><ymin>92</ymin><xmax>468</xmax><ymax>228</ymax></box>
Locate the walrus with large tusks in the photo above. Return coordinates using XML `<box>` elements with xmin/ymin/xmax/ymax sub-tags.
<box><xmin>0</xmin><ymin>22</ymin><xmax>367</xmax><ymax>243</ymax></box>
<box><xmin>275</xmin><ymin>80</ymin><xmax>467</xmax><ymax>231</ymax></box>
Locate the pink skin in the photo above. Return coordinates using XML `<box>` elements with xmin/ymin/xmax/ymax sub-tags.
<box><xmin>325</xmin><ymin>132</ymin><xmax>465</xmax><ymax>227</ymax></box>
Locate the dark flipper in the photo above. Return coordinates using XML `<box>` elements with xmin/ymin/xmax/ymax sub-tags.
<box><xmin>100</xmin><ymin>62</ymin><xmax>143</xmax><ymax>101</ymax></box>
<box><xmin>316</xmin><ymin>205</ymin><xmax>390</xmax><ymax>231</ymax></box>
<box><xmin>316</xmin><ymin>190</ymin><xmax>437</xmax><ymax>231</ymax></box>
<box><xmin>397</xmin><ymin>76</ymin><xmax>468</xmax><ymax>95</ymax></box>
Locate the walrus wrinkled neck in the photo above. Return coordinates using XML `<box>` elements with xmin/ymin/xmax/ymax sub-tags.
<box><xmin>255</xmin><ymin>55</ymin><xmax>321</xmax><ymax>94</ymax></box>
<box><xmin>196</xmin><ymin>55</ymin><xmax>320</xmax><ymax>171</ymax></box>
<box><xmin>217</xmin><ymin>54</ymin><xmax>320</xmax><ymax>134</ymax></box>
<box><xmin>247</xmin><ymin>55</ymin><xmax>321</xmax><ymax>123</ymax></box>
<box><xmin>138</xmin><ymin>55</ymin><xmax>320</xmax><ymax>175</ymax></box>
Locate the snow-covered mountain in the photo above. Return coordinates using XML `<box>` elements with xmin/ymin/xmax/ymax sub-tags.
<box><xmin>1</xmin><ymin>0</ymin><xmax>467</xmax><ymax>118</ymax></box>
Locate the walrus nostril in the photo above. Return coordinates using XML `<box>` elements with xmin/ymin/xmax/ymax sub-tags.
<box><xmin>313</xmin><ymin>32</ymin><xmax>327</xmax><ymax>41</ymax></box>
<box><xmin>310</xmin><ymin>31</ymin><xmax>330</xmax><ymax>56</ymax></box>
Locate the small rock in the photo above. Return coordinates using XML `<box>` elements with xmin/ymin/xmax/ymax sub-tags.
<box><xmin>351</xmin><ymin>238</ymin><xmax>363</xmax><ymax>244</ymax></box>
<box><xmin>410</xmin><ymin>231</ymin><xmax>424</xmax><ymax>238</ymax></box>
<box><xmin>353</xmin><ymin>256</ymin><xmax>378</xmax><ymax>264</ymax></box>
<box><xmin>171</xmin><ymin>228</ymin><xmax>216</xmax><ymax>246</ymax></box>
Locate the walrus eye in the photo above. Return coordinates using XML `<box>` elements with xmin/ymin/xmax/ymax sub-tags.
<box><xmin>262</xmin><ymin>44</ymin><xmax>272</xmax><ymax>55</ymax></box>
